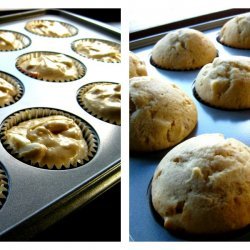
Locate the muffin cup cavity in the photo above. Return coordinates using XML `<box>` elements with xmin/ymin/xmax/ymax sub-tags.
<box><xmin>25</xmin><ymin>19</ymin><xmax>78</xmax><ymax>38</ymax></box>
<box><xmin>0</xmin><ymin>30</ymin><xmax>31</xmax><ymax>52</ymax></box>
<box><xmin>0</xmin><ymin>72</ymin><xmax>24</xmax><ymax>108</ymax></box>
<box><xmin>77</xmin><ymin>82</ymin><xmax>121</xmax><ymax>125</ymax></box>
<box><xmin>16</xmin><ymin>51</ymin><xmax>86</xmax><ymax>82</ymax></box>
<box><xmin>0</xmin><ymin>108</ymin><xmax>99</xmax><ymax>170</ymax></box>
<box><xmin>72</xmin><ymin>38</ymin><xmax>121</xmax><ymax>63</ymax></box>
<box><xmin>0</xmin><ymin>164</ymin><xmax>9</xmax><ymax>209</ymax></box>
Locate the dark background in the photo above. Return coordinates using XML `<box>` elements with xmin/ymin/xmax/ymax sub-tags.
<box><xmin>32</xmin><ymin>182</ymin><xmax>121</xmax><ymax>241</ymax></box>
<box><xmin>62</xmin><ymin>9</ymin><xmax>121</xmax><ymax>23</ymax></box>
<box><xmin>0</xmin><ymin>8</ymin><xmax>121</xmax><ymax>241</ymax></box>
<box><xmin>0</xmin><ymin>8</ymin><xmax>121</xmax><ymax>23</ymax></box>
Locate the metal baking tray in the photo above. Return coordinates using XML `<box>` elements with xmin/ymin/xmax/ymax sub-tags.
<box><xmin>130</xmin><ymin>8</ymin><xmax>250</xmax><ymax>241</ymax></box>
<box><xmin>0</xmin><ymin>9</ymin><xmax>121</xmax><ymax>239</ymax></box>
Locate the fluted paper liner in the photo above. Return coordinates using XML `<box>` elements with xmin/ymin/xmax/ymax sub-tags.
<box><xmin>0</xmin><ymin>108</ymin><xmax>98</xmax><ymax>170</ymax></box>
<box><xmin>0</xmin><ymin>72</ymin><xmax>24</xmax><ymax>108</ymax></box>
<box><xmin>72</xmin><ymin>38</ymin><xmax>121</xmax><ymax>63</ymax></box>
<box><xmin>16</xmin><ymin>51</ymin><xmax>86</xmax><ymax>82</ymax></box>
<box><xmin>25</xmin><ymin>19</ymin><xmax>78</xmax><ymax>38</ymax></box>
<box><xmin>0</xmin><ymin>30</ymin><xmax>31</xmax><ymax>51</ymax></box>
<box><xmin>77</xmin><ymin>82</ymin><xmax>121</xmax><ymax>125</ymax></box>
<box><xmin>0</xmin><ymin>165</ymin><xmax>8</xmax><ymax>209</ymax></box>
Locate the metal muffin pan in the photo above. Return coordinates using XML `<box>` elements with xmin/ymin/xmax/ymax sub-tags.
<box><xmin>130</xmin><ymin>9</ymin><xmax>250</xmax><ymax>241</ymax></box>
<box><xmin>0</xmin><ymin>9</ymin><xmax>121</xmax><ymax>239</ymax></box>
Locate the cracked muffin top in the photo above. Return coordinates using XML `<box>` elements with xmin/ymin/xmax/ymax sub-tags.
<box><xmin>152</xmin><ymin>133</ymin><xmax>250</xmax><ymax>234</ymax></box>
<box><xmin>151</xmin><ymin>28</ymin><xmax>217</xmax><ymax>70</ymax></box>
<box><xmin>194</xmin><ymin>56</ymin><xmax>250</xmax><ymax>109</ymax></box>
<box><xmin>219</xmin><ymin>13</ymin><xmax>250</xmax><ymax>49</ymax></box>
<box><xmin>129</xmin><ymin>76</ymin><xmax>197</xmax><ymax>152</ymax></box>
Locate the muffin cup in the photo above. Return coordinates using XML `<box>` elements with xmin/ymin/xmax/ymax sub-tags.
<box><xmin>192</xmin><ymin>81</ymin><xmax>250</xmax><ymax>111</ymax></box>
<box><xmin>72</xmin><ymin>38</ymin><xmax>121</xmax><ymax>63</ymax></box>
<box><xmin>0</xmin><ymin>165</ymin><xmax>8</xmax><ymax>209</ymax></box>
<box><xmin>0</xmin><ymin>71</ymin><xmax>24</xmax><ymax>108</ymax></box>
<box><xmin>0</xmin><ymin>30</ymin><xmax>31</xmax><ymax>52</ymax></box>
<box><xmin>147</xmin><ymin>179</ymin><xmax>164</xmax><ymax>228</ymax></box>
<box><xmin>25</xmin><ymin>19</ymin><xmax>78</xmax><ymax>38</ymax></box>
<box><xmin>0</xmin><ymin>108</ymin><xmax>98</xmax><ymax>170</ymax></box>
<box><xmin>77</xmin><ymin>82</ymin><xmax>121</xmax><ymax>125</ymax></box>
<box><xmin>16</xmin><ymin>51</ymin><xmax>86</xmax><ymax>82</ymax></box>
<box><xmin>150</xmin><ymin>52</ymin><xmax>219</xmax><ymax>71</ymax></box>
<box><xmin>216</xmin><ymin>35</ymin><xmax>250</xmax><ymax>50</ymax></box>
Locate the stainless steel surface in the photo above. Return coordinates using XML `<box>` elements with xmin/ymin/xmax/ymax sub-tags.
<box><xmin>0</xmin><ymin>10</ymin><xmax>121</xmax><ymax>236</ymax></box>
<box><xmin>130</xmin><ymin>11</ymin><xmax>250</xmax><ymax>241</ymax></box>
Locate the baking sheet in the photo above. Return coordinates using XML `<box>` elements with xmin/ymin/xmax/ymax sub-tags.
<box><xmin>130</xmin><ymin>9</ymin><xmax>250</xmax><ymax>241</ymax></box>
<box><xmin>0</xmin><ymin>9</ymin><xmax>121</xmax><ymax>238</ymax></box>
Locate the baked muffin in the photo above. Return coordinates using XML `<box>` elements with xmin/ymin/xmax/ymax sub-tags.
<box><xmin>0</xmin><ymin>77</ymin><xmax>17</xmax><ymax>107</ymax></box>
<box><xmin>72</xmin><ymin>38</ymin><xmax>121</xmax><ymax>63</ymax></box>
<box><xmin>219</xmin><ymin>13</ymin><xmax>250</xmax><ymax>49</ymax></box>
<box><xmin>151</xmin><ymin>28</ymin><xmax>217</xmax><ymax>70</ymax></box>
<box><xmin>130</xmin><ymin>76</ymin><xmax>197</xmax><ymax>151</ymax></box>
<box><xmin>194</xmin><ymin>56</ymin><xmax>250</xmax><ymax>109</ymax></box>
<box><xmin>25</xmin><ymin>20</ymin><xmax>76</xmax><ymax>38</ymax></box>
<box><xmin>17</xmin><ymin>52</ymin><xmax>84</xmax><ymax>82</ymax></box>
<box><xmin>0</xmin><ymin>31</ymin><xmax>25</xmax><ymax>51</ymax></box>
<box><xmin>78</xmin><ymin>83</ymin><xmax>121</xmax><ymax>125</ymax></box>
<box><xmin>5</xmin><ymin>115</ymin><xmax>88</xmax><ymax>169</ymax></box>
<box><xmin>152</xmin><ymin>134</ymin><xmax>250</xmax><ymax>234</ymax></box>
<box><xmin>129</xmin><ymin>51</ymin><xmax>147</xmax><ymax>78</ymax></box>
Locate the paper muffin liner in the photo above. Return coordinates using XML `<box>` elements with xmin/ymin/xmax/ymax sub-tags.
<box><xmin>150</xmin><ymin>51</ymin><xmax>219</xmax><ymax>71</ymax></box>
<box><xmin>0</xmin><ymin>30</ymin><xmax>31</xmax><ymax>52</ymax></box>
<box><xmin>192</xmin><ymin>81</ymin><xmax>250</xmax><ymax>111</ymax></box>
<box><xmin>216</xmin><ymin>35</ymin><xmax>250</xmax><ymax>50</ymax></box>
<box><xmin>71</xmin><ymin>38</ymin><xmax>121</xmax><ymax>63</ymax></box>
<box><xmin>16</xmin><ymin>51</ymin><xmax>86</xmax><ymax>82</ymax></box>
<box><xmin>25</xmin><ymin>19</ymin><xmax>78</xmax><ymax>38</ymax></box>
<box><xmin>0</xmin><ymin>108</ymin><xmax>98</xmax><ymax>170</ymax></box>
<box><xmin>0</xmin><ymin>164</ymin><xmax>9</xmax><ymax>209</ymax></box>
<box><xmin>77</xmin><ymin>82</ymin><xmax>121</xmax><ymax>125</ymax></box>
<box><xmin>0</xmin><ymin>71</ymin><xmax>24</xmax><ymax>108</ymax></box>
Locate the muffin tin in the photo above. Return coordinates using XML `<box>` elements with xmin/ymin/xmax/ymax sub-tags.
<box><xmin>0</xmin><ymin>9</ymin><xmax>121</xmax><ymax>239</ymax></box>
<box><xmin>130</xmin><ymin>9</ymin><xmax>250</xmax><ymax>241</ymax></box>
